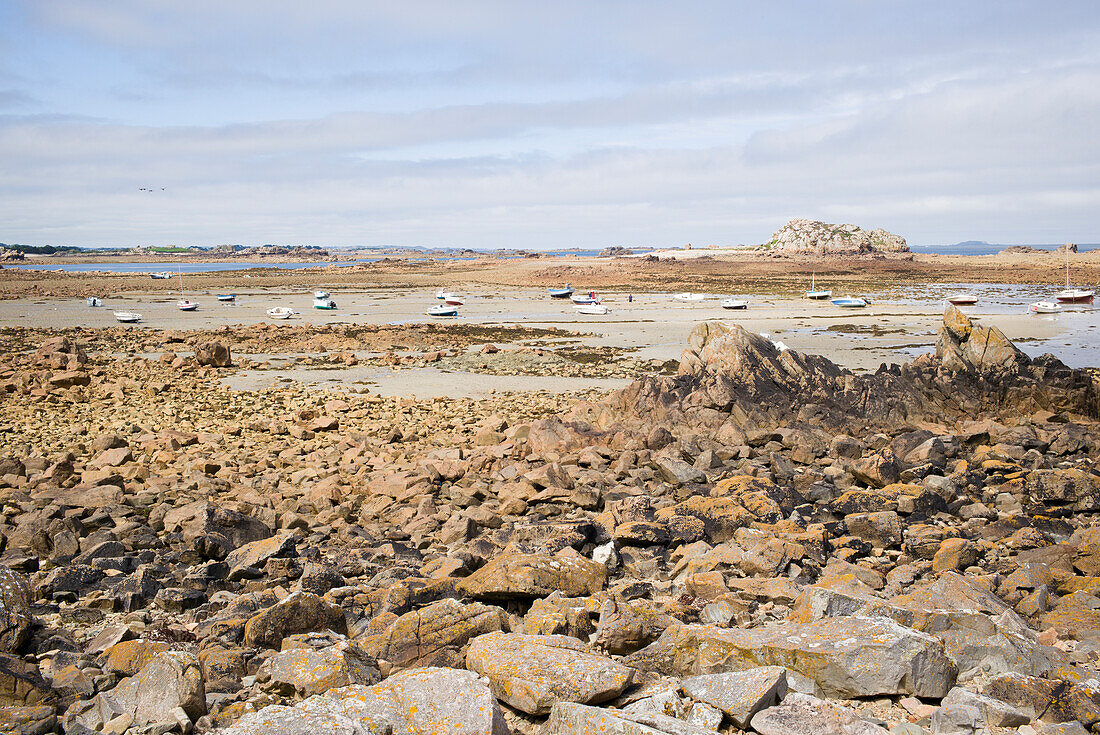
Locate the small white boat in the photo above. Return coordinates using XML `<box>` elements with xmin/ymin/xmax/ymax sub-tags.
<box><xmin>721</xmin><ymin>298</ymin><xmax>748</xmax><ymax>310</ymax></box>
<box><xmin>574</xmin><ymin>303</ymin><xmax>609</xmax><ymax>315</ymax></box>
<box><xmin>313</xmin><ymin>298</ymin><xmax>337</xmax><ymax>310</ymax></box>
<box><xmin>150</xmin><ymin>271</ymin><xmax>171</xmax><ymax>280</ymax></box>
<box><xmin>314</xmin><ymin>290</ymin><xmax>330</xmax><ymax>299</ymax></box>
<box><xmin>1029</xmin><ymin>301</ymin><xmax>1062</xmax><ymax>314</ymax></box>
<box><xmin>114</xmin><ymin>311</ymin><xmax>142</xmax><ymax>323</ymax></box>
<box><xmin>86</xmin><ymin>297</ymin><xmax>102</xmax><ymax>307</ymax></box>
<box><xmin>571</xmin><ymin>292</ymin><xmax>600</xmax><ymax>305</ymax></box>
<box><xmin>806</xmin><ymin>271</ymin><xmax>831</xmax><ymax>300</ymax></box>
<box><xmin>673</xmin><ymin>292</ymin><xmax>705</xmax><ymax>302</ymax></box>
<box><xmin>267</xmin><ymin>307</ymin><xmax>295</xmax><ymax>319</ymax></box>
<box><xmin>217</xmin><ymin>294</ymin><xmax>236</xmax><ymax>302</ymax></box>
<box><xmin>435</xmin><ymin>288</ymin><xmax>462</xmax><ymax>301</ymax></box>
<box><xmin>548</xmin><ymin>285</ymin><xmax>574</xmax><ymax>298</ymax></box>
<box><xmin>946</xmin><ymin>293</ymin><xmax>978</xmax><ymax>305</ymax></box>
<box><xmin>831</xmin><ymin>297</ymin><xmax>869</xmax><ymax>308</ymax></box>
<box><xmin>428</xmin><ymin>304</ymin><xmax>458</xmax><ymax>317</ymax></box>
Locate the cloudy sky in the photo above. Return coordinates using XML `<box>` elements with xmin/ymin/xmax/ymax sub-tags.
<box><xmin>1</xmin><ymin>1</ymin><xmax>1098</xmax><ymax>249</ymax></box>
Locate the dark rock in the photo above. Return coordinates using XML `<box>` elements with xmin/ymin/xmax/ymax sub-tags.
<box><xmin>194</xmin><ymin>342</ymin><xmax>232</xmax><ymax>367</ymax></box>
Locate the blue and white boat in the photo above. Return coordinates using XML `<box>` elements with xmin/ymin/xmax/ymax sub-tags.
<box><xmin>217</xmin><ymin>294</ymin><xmax>236</xmax><ymax>302</ymax></box>
<box><xmin>831</xmin><ymin>297</ymin><xmax>869</xmax><ymax>308</ymax></box>
<box><xmin>549</xmin><ymin>285</ymin><xmax>574</xmax><ymax>298</ymax></box>
<box><xmin>428</xmin><ymin>304</ymin><xmax>458</xmax><ymax>317</ymax></box>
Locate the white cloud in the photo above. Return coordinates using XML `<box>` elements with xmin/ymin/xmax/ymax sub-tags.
<box><xmin>1</xmin><ymin>1</ymin><xmax>1099</xmax><ymax>247</ymax></box>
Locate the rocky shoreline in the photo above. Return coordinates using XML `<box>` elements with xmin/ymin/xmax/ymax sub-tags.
<box><xmin>0</xmin><ymin>308</ymin><xmax>1098</xmax><ymax>734</ymax></box>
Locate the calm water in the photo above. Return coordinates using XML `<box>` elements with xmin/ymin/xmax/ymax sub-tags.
<box><xmin>877</xmin><ymin>282</ymin><xmax>1099</xmax><ymax>368</ymax></box>
<box><xmin>4</xmin><ymin>259</ymin><xmax>376</xmax><ymax>274</ymax></box>
<box><xmin>3</xmin><ymin>249</ymin><xmax>622</xmax><ymax>274</ymax></box>
<box><xmin>911</xmin><ymin>242</ymin><xmax>1100</xmax><ymax>255</ymax></box>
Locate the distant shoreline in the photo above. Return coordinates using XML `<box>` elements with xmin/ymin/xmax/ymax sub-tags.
<box><xmin>4</xmin><ymin>241</ymin><xmax>1096</xmax><ymax>266</ymax></box>
<box><xmin>3</xmin><ymin>249</ymin><xmax>1098</xmax><ymax>302</ymax></box>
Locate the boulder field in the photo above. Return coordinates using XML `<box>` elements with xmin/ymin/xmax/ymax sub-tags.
<box><xmin>0</xmin><ymin>307</ymin><xmax>1097</xmax><ymax>734</ymax></box>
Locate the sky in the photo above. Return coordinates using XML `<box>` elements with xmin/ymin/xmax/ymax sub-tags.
<box><xmin>1</xmin><ymin>1</ymin><xmax>1098</xmax><ymax>250</ymax></box>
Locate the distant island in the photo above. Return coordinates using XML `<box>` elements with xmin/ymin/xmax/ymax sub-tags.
<box><xmin>764</xmin><ymin>218</ymin><xmax>909</xmax><ymax>254</ymax></box>
<box><xmin>913</xmin><ymin>241</ymin><xmax>1098</xmax><ymax>255</ymax></box>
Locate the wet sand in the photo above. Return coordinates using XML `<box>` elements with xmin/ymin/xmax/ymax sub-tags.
<box><xmin>2</xmin><ymin>285</ymin><xmax>1091</xmax><ymax>398</ymax></box>
<box><xmin>4</xmin><ymin>249</ymin><xmax>1099</xmax><ymax>300</ymax></box>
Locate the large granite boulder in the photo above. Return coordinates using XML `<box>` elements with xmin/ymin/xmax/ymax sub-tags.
<box><xmin>162</xmin><ymin>500</ymin><xmax>272</xmax><ymax>560</ymax></box>
<box><xmin>0</xmin><ymin>654</ymin><xmax>51</xmax><ymax>706</ymax></box>
<box><xmin>368</xmin><ymin>598</ymin><xmax>508</xmax><ymax>671</ymax></box>
<box><xmin>0</xmin><ymin>566</ymin><xmax>33</xmax><ymax>653</ymax></box>
<box><xmin>790</xmin><ymin>572</ymin><xmax>1060</xmax><ymax>678</ymax></box>
<box><xmin>259</xmin><ymin>638</ymin><xmax>379</xmax><ymax>697</ymax></box>
<box><xmin>456</xmin><ymin>553</ymin><xmax>606</xmax><ymax>600</ymax></box>
<box><xmin>212</xmin><ymin>697</ymin><xmax>390</xmax><ymax>735</ymax></box>
<box><xmin>243</xmin><ymin>592</ymin><xmax>346</xmax><ymax>648</ymax></box>
<box><xmin>108</xmin><ymin>651</ymin><xmax>206</xmax><ymax>727</ymax></box>
<box><xmin>466</xmin><ymin>631</ymin><xmax>635</xmax><ymax>714</ymax></box>
<box><xmin>546</xmin><ymin>701</ymin><xmax>722</xmax><ymax>734</ymax></box>
<box><xmin>937</xmin><ymin>305</ymin><xmax>1027</xmax><ymax>372</ymax></box>
<box><xmin>750</xmin><ymin>692</ymin><xmax>889</xmax><ymax>735</ymax></box>
<box><xmin>219</xmin><ymin>667</ymin><xmax>507</xmax><ymax>734</ymax></box>
<box><xmin>224</xmin><ymin>531</ymin><xmax>298</xmax><ymax>580</ymax></box>
<box><xmin>624</xmin><ymin>617</ymin><xmax>955</xmax><ymax>698</ymax></box>
<box><xmin>681</xmin><ymin>667</ymin><xmax>788</xmax><ymax>728</ymax></box>
<box><xmin>194</xmin><ymin>342</ymin><xmax>232</xmax><ymax>367</ymax></box>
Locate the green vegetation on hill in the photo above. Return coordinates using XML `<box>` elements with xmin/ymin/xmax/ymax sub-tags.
<box><xmin>0</xmin><ymin>243</ymin><xmax>84</xmax><ymax>254</ymax></box>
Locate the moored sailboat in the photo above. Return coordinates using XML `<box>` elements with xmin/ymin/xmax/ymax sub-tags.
<box><xmin>806</xmin><ymin>271</ymin><xmax>831</xmax><ymax>300</ymax></box>
<box><xmin>176</xmin><ymin>268</ymin><xmax>199</xmax><ymax>311</ymax></box>
<box><xmin>1054</xmin><ymin>246</ymin><xmax>1095</xmax><ymax>303</ymax></box>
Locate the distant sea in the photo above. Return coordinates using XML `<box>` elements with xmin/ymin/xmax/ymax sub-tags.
<box><xmin>2</xmin><ymin>249</ymin><xmax>624</xmax><ymax>274</ymax></box>
<box><xmin>4</xmin><ymin>260</ymin><xmax>378</xmax><ymax>274</ymax></box>
<box><xmin>911</xmin><ymin>242</ymin><xmax>1100</xmax><ymax>256</ymax></box>
<box><xmin>5</xmin><ymin>244</ymin><xmax>1094</xmax><ymax>275</ymax></box>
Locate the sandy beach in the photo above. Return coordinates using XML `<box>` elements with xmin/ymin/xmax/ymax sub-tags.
<box><xmin>4</xmin><ymin>249</ymin><xmax>1099</xmax><ymax>300</ymax></box>
<box><xmin>1</xmin><ymin>273</ymin><xmax>1093</xmax><ymax>398</ymax></box>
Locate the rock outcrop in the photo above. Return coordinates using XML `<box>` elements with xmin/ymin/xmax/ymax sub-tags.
<box><xmin>766</xmin><ymin>219</ymin><xmax>909</xmax><ymax>254</ymax></box>
<box><xmin>575</xmin><ymin>308</ymin><xmax>1096</xmax><ymax>441</ymax></box>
